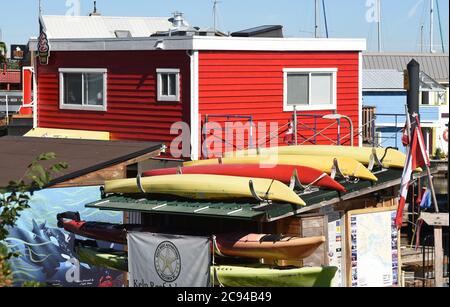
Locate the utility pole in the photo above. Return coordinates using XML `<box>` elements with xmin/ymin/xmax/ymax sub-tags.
<box><xmin>377</xmin><ymin>0</ymin><xmax>382</xmax><ymax>52</ymax></box>
<box><xmin>314</xmin><ymin>0</ymin><xmax>320</xmax><ymax>38</ymax></box>
<box><xmin>430</xmin><ymin>0</ymin><xmax>434</xmax><ymax>53</ymax></box>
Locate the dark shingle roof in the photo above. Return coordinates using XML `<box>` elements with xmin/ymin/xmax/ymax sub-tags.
<box><xmin>0</xmin><ymin>136</ymin><xmax>162</xmax><ymax>188</ymax></box>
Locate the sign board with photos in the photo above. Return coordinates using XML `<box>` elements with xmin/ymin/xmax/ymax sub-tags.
<box><xmin>345</xmin><ymin>207</ymin><xmax>400</xmax><ymax>287</ymax></box>
<box><xmin>326</xmin><ymin>211</ymin><xmax>345</xmax><ymax>288</ymax></box>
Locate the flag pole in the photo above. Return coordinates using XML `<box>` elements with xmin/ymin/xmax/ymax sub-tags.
<box><xmin>425</xmin><ymin>159</ymin><xmax>439</xmax><ymax>213</ymax></box>
<box><xmin>412</xmin><ymin>112</ymin><xmax>440</xmax><ymax>214</ymax></box>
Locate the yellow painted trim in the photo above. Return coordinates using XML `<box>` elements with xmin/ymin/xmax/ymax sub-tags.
<box><xmin>24</xmin><ymin>128</ymin><xmax>110</xmax><ymax>141</ymax></box>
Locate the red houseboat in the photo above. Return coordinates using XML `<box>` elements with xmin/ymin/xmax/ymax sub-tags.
<box><xmin>29</xmin><ymin>14</ymin><xmax>366</xmax><ymax>160</ymax></box>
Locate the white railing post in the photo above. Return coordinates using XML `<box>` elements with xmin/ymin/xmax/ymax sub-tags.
<box><xmin>5</xmin><ymin>94</ymin><xmax>8</xmax><ymax>125</ymax></box>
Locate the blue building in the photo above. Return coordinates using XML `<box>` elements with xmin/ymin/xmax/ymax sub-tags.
<box><xmin>362</xmin><ymin>53</ymin><xmax>448</xmax><ymax>156</ymax></box>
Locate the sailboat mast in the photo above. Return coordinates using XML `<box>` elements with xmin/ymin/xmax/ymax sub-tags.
<box><xmin>377</xmin><ymin>0</ymin><xmax>382</xmax><ymax>52</ymax></box>
<box><xmin>421</xmin><ymin>24</ymin><xmax>424</xmax><ymax>53</ymax></box>
<box><xmin>430</xmin><ymin>0</ymin><xmax>434</xmax><ymax>53</ymax></box>
<box><xmin>314</xmin><ymin>0</ymin><xmax>319</xmax><ymax>38</ymax></box>
<box><xmin>436</xmin><ymin>0</ymin><xmax>445</xmax><ymax>53</ymax></box>
<box><xmin>322</xmin><ymin>0</ymin><xmax>329</xmax><ymax>38</ymax></box>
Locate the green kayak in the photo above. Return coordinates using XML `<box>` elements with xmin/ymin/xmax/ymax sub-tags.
<box><xmin>75</xmin><ymin>246</ymin><xmax>128</xmax><ymax>272</ymax></box>
<box><xmin>211</xmin><ymin>265</ymin><xmax>338</xmax><ymax>287</ymax></box>
<box><xmin>75</xmin><ymin>246</ymin><xmax>337</xmax><ymax>287</ymax></box>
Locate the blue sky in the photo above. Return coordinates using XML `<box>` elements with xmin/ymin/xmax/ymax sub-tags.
<box><xmin>0</xmin><ymin>0</ymin><xmax>448</xmax><ymax>53</ymax></box>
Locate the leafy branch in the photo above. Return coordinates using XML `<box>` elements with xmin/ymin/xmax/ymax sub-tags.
<box><xmin>0</xmin><ymin>152</ymin><xmax>68</xmax><ymax>287</ymax></box>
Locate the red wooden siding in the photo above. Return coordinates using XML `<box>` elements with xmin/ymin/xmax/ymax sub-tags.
<box><xmin>198</xmin><ymin>51</ymin><xmax>361</xmax><ymax>157</ymax></box>
<box><xmin>37</xmin><ymin>51</ymin><xmax>190</xmax><ymax>143</ymax></box>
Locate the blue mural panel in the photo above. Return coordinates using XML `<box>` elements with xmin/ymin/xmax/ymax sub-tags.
<box><xmin>5</xmin><ymin>186</ymin><xmax>125</xmax><ymax>287</ymax></box>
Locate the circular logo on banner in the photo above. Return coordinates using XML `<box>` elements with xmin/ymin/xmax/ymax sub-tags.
<box><xmin>154</xmin><ymin>241</ymin><xmax>181</xmax><ymax>283</ymax></box>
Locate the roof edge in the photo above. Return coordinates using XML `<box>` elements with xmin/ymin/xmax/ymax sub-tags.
<box><xmin>29</xmin><ymin>36</ymin><xmax>367</xmax><ymax>52</ymax></box>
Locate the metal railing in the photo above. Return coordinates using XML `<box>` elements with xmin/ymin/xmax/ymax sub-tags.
<box><xmin>0</xmin><ymin>91</ymin><xmax>23</xmax><ymax>125</ymax></box>
<box><xmin>202</xmin><ymin>114</ymin><xmax>254</xmax><ymax>158</ymax></box>
<box><xmin>363</xmin><ymin>113</ymin><xmax>407</xmax><ymax>149</ymax></box>
<box><xmin>201</xmin><ymin>109</ymin><xmax>413</xmax><ymax>159</ymax></box>
<box><xmin>405</xmin><ymin>233</ymin><xmax>449</xmax><ymax>287</ymax></box>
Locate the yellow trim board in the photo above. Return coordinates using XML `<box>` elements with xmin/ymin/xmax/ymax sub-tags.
<box><xmin>24</xmin><ymin>128</ymin><xmax>110</xmax><ymax>141</ymax></box>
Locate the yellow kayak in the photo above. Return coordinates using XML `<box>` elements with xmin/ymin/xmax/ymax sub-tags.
<box><xmin>104</xmin><ymin>174</ymin><xmax>306</xmax><ymax>206</ymax></box>
<box><xmin>184</xmin><ymin>155</ymin><xmax>378</xmax><ymax>182</ymax></box>
<box><xmin>224</xmin><ymin>145</ymin><xmax>406</xmax><ymax>169</ymax></box>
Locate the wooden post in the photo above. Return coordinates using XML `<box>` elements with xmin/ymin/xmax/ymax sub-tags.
<box><xmin>419</xmin><ymin>213</ymin><xmax>448</xmax><ymax>287</ymax></box>
<box><xmin>434</xmin><ymin>226</ymin><xmax>443</xmax><ymax>287</ymax></box>
<box><xmin>424</xmin><ymin>161</ymin><xmax>442</xmax><ymax>287</ymax></box>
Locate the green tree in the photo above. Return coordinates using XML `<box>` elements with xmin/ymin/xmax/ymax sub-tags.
<box><xmin>0</xmin><ymin>153</ymin><xmax>68</xmax><ymax>287</ymax></box>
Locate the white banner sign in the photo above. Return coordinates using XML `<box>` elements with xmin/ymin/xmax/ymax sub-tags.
<box><xmin>128</xmin><ymin>232</ymin><xmax>211</xmax><ymax>287</ymax></box>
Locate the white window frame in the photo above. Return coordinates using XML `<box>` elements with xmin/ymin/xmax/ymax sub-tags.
<box><xmin>283</xmin><ymin>68</ymin><xmax>338</xmax><ymax>112</ymax></box>
<box><xmin>157</xmin><ymin>68</ymin><xmax>181</xmax><ymax>102</ymax></box>
<box><xmin>59</xmin><ymin>68</ymin><xmax>107</xmax><ymax>111</ymax></box>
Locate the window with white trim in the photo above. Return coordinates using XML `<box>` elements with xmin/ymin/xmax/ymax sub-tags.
<box><xmin>59</xmin><ymin>68</ymin><xmax>107</xmax><ymax>111</ymax></box>
<box><xmin>283</xmin><ymin>68</ymin><xmax>337</xmax><ymax>111</ymax></box>
<box><xmin>157</xmin><ymin>68</ymin><xmax>180</xmax><ymax>102</ymax></box>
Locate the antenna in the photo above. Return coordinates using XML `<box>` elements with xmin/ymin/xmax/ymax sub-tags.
<box><xmin>90</xmin><ymin>0</ymin><xmax>101</xmax><ymax>16</ymax></box>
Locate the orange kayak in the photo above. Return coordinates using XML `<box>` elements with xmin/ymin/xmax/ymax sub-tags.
<box><xmin>214</xmin><ymin>233</ymin><xmax>325</xmax><ymax>260</ymax></box>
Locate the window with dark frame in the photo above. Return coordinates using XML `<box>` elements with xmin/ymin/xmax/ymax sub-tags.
<box><xmin>59</xmin><ymin>69</ymin><xmax>107</xmax><ymax>111</ymax></box>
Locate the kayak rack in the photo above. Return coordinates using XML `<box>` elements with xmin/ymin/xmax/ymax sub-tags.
<box><xmin>368</xmin><ymin>148</ymin><xmax>384</xmax><ymax>171</ymax></box>
<box><xmin>248</xmin><ymin>180</ymin><xmax>272</xmax><ymax>209</ymax></box>
<box><xmin>330</xmin><ymin>158</ymin><xmax>353</xmax><ymax>183</ymax></box>
<box><xmin>87</xmin><ymin>168</ymin><xmax>405</xmax><ymax>223</ymax></box>
<box><xmin>289</xmin><ymin>169</ymin><xmax>323</xmax><ymax>195</ymax></box>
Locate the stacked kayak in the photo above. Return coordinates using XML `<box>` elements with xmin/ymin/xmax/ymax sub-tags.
<box><xmin>224</xmin><ymin>145</ymin><xmax>407</xmax><ymax>169</ymax></box>
<box><xmin>74</xmin><ymin>245</ymin><xmax>337</xmax><ymax>287</ymax></box>
<box><xmin>57</xmin><ymin>213</ymin><xmax>153</xmax><ymax>245</ymax></box>
<box><xmin>211</xmin><ymin>265</ymin><xmax>338</xmax><ymax>287</ymax></box>
<box><xmin>143</xmin><ymin>164</ymin><xmax>346</xmax><ymax>192</ymax></box>
<box><xmin>59</xmin><ymin>213</ymin><xmax>325</xmax><ymax>261</ymax></box>
<box><xmin>214</xmin><ymin>233</ymin><xmax>326</xmax><ymax>260</ymax></box>
<box><xmin>104</xmin><ymin>174</ymin><xmax>306</xmax><ymax>206</ymax></box>
<box><xmin>184</xmin><ymin>155</ymin><xmax>378</xmax><ymax>182</ymax></box>
<box><xmin>75</xmin><ymin>245</ymin><xmax>128</xmax><ymax>272</ymax></box>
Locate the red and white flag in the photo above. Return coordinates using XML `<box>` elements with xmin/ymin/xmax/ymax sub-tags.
<box><xmin>395</xmin><ymin>114</ymin><xmax>430</xmax><ymax>228</ymax></box>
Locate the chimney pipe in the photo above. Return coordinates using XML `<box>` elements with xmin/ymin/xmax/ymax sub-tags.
<box><xmin>407</xmin><ymin>59</ymin><xmax>420</xmax><ymax>126</ymax></box>
<box><xmin>172</xmin><ymin>12</ymin><xmax>188</xmax><ymax>28</ymax></box>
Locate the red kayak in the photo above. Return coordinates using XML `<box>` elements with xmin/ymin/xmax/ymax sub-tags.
<box><xmin>57</xmin><ymin>212</ymin><xmax>152</xmax><ymax>245</ymax></box>
<box><xmin>142</xmin><ymin>164</ymin><xmax>346</xmax><ymax>192</ymax></box>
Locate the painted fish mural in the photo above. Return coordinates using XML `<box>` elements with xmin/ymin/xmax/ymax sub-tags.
<box><xmin>5</xmin><ymin>186</ymin><xmax>124</xmax><ymax>287</ymax></box>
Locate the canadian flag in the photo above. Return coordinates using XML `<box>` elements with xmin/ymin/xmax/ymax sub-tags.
<box><xmin>395</xmin><ymin>114</ymin><xmax>431</xmax><ymax>228</ymax></box>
